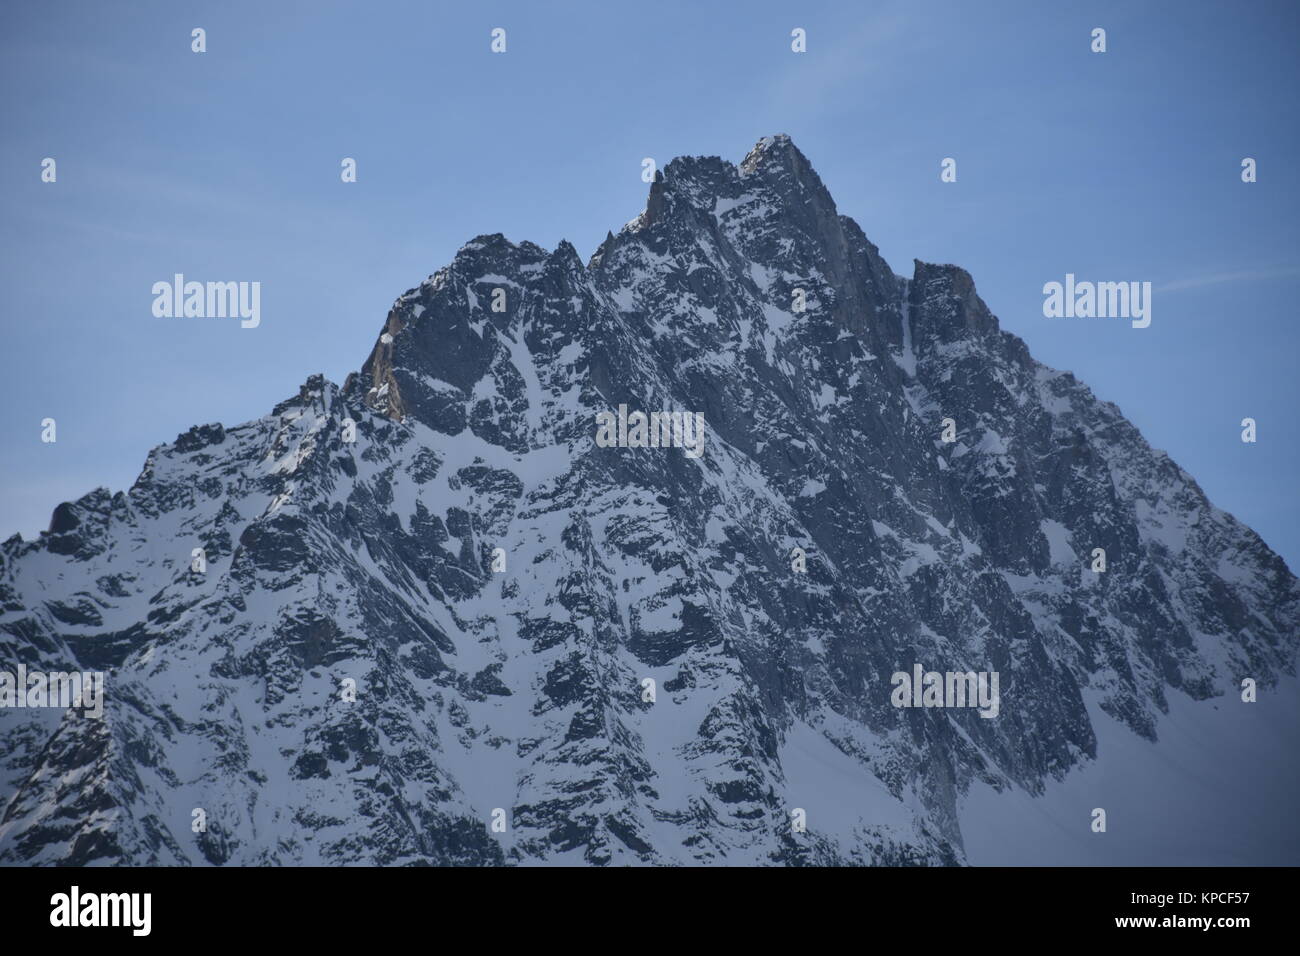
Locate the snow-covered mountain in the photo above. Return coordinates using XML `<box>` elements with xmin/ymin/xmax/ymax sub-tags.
<box><xmin>2</xmin><ymin>134</ymin><xmax>1296</xmax><ymax>865</ymax></box>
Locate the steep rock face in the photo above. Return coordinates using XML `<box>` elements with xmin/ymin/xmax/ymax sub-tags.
<box><xmin>2</xmin><ymin>135</ymin><xmax>1296</xmax><ymax>865</ymax></box>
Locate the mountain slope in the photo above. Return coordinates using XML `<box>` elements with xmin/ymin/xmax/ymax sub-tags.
<box><xmin>2</xmin><ymin>135</ymin><xmax>1296</xmax><ymax>866</ymax></box>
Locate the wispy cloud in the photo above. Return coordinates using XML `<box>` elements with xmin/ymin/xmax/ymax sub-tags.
<box><xmin>1156</xmin><ymin>267</ymin><xmax>1300</xmax><ymax>293</ymax></box>
<box><xmin>767</xmin><ymin>5</ymin><xmax>921</xmax><ymax>114</ymax></box>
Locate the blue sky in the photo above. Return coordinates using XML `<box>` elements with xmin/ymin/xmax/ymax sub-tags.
<box><xmin>2</xmin><ymin>0</ymin><xmax>1297</xmax><ymax>570</ymax></box>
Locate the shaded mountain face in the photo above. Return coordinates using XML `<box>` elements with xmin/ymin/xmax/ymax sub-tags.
<box><xmin>2</xmin><ymin>135</ymin><xmax>1296</xmax><ymax>866</ymax></box>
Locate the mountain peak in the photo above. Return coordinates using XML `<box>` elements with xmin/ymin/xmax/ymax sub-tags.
<box><xmin>4</xmin><ymin>135</ymin><xmax>1297</xmax><ymax>868</ymax></box>
<box><xmin>740</xmin><ymin>132</ymin><xmax>800</xmax><ymax>165</ymax></box>
<box><xmin>739</xmin><ymin>132</ymin><xmax>817</xmax><ymax>183</ymax></box>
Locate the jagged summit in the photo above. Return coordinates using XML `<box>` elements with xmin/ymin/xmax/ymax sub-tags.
<box><xmin>444</xmin><ymin>136</ymin><xmax>834</xmax><ymax>279</ymax></box>
<box><xmin>2</xmin><ymin>136</ymin><xmax>1296</xmax><ymax>866</ymax></box>
<box><xmin>739</xmin><ymin>132</ymin><xmax>824</xmax><ymax>187</ymax></box>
